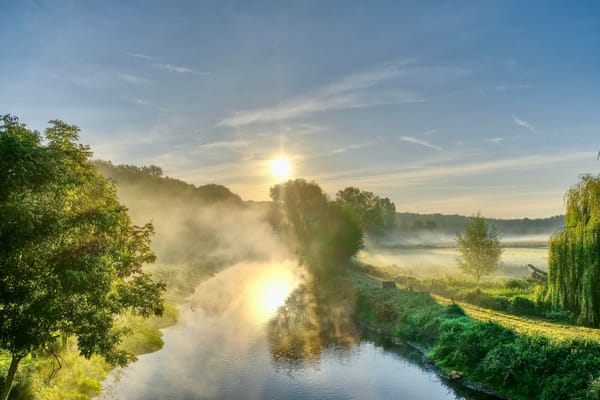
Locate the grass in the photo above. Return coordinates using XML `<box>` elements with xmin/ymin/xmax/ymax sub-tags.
<box><xmin>433</xmin><ymin>295</ymin><xmax>600</xmax><ymax>343</ymax></box>
<box><xmin>0</xmin><ymin>303</ymin><xmax>179</xmax><ymax>400</ymax></box>
<box><xmin>352</xmin><ymin>274</ymin><xmax>600</xmax><ymax>400</ymax></box>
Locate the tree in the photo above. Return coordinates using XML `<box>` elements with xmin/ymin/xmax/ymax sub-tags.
<box><xmin>548</xmin><ymin>175</ymin><xmax>600</xmax><ymax>326</ymax></box>
<box><xmin>455</xmin><ymin>212</ymin><xmax>502</xmax><ymax>282</ymax></box>
<box><xmin>0</xmin><ymin>116</ymin><xmax>165</xmax><ymax>399</ymax></box>
<box><xmin>270</xmin><ymin>179</ymin><xmax>363</xmax><ymax>276</ymax></box>
<box><xmin>335</xmin><ymin>187</ymin><xmax>396</xmax><ymax>234</ymax></box>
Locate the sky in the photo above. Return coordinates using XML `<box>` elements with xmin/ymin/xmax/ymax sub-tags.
<box><xmin>1</xmin><ymin>1</ymin><xmax>599</xmax><ymax>218</ymax></box>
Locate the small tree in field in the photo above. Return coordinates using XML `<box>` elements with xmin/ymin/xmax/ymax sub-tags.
<box><xmin>455</xmin><ymin>212</ymin><xmax>502</xmax><ymax>282</ymax></box>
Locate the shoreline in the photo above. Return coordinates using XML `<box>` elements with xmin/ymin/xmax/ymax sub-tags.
<box><xmin>354</xmin><ymin>317</ymin><xmax>509</xmax><ymax>400</ymax></box>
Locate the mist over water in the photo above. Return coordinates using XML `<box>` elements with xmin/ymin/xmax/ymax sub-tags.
<box><xmin>98</xmin><ymin>260</ymin><xmax>490</xmax><ymax>400</ymax></box>
<box><xmin>96</xmin><ymin>173</ymin><xmax>529</xmax><ymax>399</ymax></box>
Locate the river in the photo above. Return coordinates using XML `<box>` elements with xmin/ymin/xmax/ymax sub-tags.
<box><xmin>98</xmin><ymin>260</ymin><xmax>494</xmax><ymax>400</ymax></box>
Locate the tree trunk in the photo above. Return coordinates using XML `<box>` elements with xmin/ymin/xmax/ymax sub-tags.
<box><xmin>1</xmin><ymin>354</ymin><xmax>23</xmax><ymax>400</ymax></box>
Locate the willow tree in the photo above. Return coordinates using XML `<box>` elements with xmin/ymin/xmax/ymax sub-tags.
<box><xmin>548</xmin><ymin>175</ymin><xmax>600</xmax><ymax>326</ymax></box>
<box><xmin>0</xmin><ymin>116</ymin><xmax>165</xmax><ymax>399</ymax></box>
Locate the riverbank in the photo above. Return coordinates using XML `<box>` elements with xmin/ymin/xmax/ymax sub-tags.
<box><xmin>352</xmin><ymin>279</ymin><xmax>600</xmax><ymax>400</ymax></box>
<box><xmin>0</xmin><ymin>304</ymin><xmax>179</xmax><ymax>400</ymax></box>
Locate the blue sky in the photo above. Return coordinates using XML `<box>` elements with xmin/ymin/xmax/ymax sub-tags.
<box><xmin>1</xmin><ymin>1</ymin><xmax>599</xmax><ymax>217</ymax></box>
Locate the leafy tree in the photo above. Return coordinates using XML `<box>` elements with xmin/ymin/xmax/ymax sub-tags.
<box><xmin>455</xmin><ymin>212</ymin><xmax>503</xmax><ymax>282</ymax></box>
<box><xmin>270</xmin><ymin>179</ymin><xmax>363</xmax><ymax>275</ymax></box>
<box><xmin>0</xmin><ymin>116</ymin><xmax>165</xmax><ymax>399</ymax></box>
<box><xmin>335</xmin><ymin>187</ymin><xmax>396</xmax><ymax>233</ymax></box>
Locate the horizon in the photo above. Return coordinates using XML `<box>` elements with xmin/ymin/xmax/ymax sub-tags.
<box><xmin>2</xmin><ymin>1</ymin><xmax>599</xmax><ymax>218</ymax></box>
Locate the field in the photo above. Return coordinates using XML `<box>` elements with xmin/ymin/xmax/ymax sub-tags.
<box><xmin>358</xmin><ymin>245</ymin><xmax>548</xmax><ymax>279</ymax></box>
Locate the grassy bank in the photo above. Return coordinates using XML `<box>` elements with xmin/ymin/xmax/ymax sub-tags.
<box><xmin>354</xmin><ymin>280</ymin><xmax>600</xmax><ymax>400</ymax></box>
<box><xmin>0</xmin><ymin>304</ymin><xmax>178</xmax><ymax>400</ymax></box>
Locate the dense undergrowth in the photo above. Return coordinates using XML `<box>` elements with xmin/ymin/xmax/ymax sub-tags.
<box><xmin>354</xmin><ymin>281</ymin><xmax>600</xmax><ymax>400</ymax></box>
<box><xmin>0</xmin><ymin>304</ymin><xmax>178</xmax><ymax>400</ymax></box>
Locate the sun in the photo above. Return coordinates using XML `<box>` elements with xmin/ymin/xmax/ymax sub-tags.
<box><xmin>271</xmin><ymin>156</ymin><xmax>291</xmax><ymax>180</ymax></box>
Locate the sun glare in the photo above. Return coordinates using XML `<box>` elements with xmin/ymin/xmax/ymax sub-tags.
<box><xmin>271</xmin><ymin>157</ymin><xmax>291</xmax><ymax>180</ymax></box>
<box><xmin>253</xmin><ymin>269</ymin><xmax>295</xmax><ymax>320</ymax></box>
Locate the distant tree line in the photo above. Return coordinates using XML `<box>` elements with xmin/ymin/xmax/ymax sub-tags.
<box><xmin>394</xmin><ymin>212</ymin><xmax>563</xmax><ymax>235</ymax></box>
<box><xmin>94</xmin><ymin>160</ymin><xmax>242</xmax><ymax>205</ymax></box>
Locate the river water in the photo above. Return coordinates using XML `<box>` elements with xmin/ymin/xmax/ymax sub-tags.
<box><xmin>98</xmin><ymin>261</ymin><xmax>493</xmax><ymax>400</ymax></box>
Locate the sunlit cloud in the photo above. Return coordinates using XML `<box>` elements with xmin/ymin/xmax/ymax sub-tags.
<box><xmin>196</xmin><ymin>140</ymin><xmax>251</xmax><ymax>150</ymax></box>
<box><xmin>400</xmin><ymin>136</ymin><xmax>443</xmax><ymax>152</ymax></box>
<box><xmin>513</xmin><ymin>114</ymin><xmax>535</xmax><ymax>131</ymax></box>
<box><xmin>217</xmin><ymin>61</ymin><xmax>429</xmax><ymax>127</ymax></box>
<box><xmin>486</xmin><ymin>137</ymin><xmax>504</xmax><ymax>144</ymax></box>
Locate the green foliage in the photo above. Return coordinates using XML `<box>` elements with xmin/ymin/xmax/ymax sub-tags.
<box><xmin>94</xmin><ymin>161</ymin><xmax>242</xmax><ymax>205</ymax></box>
<box><xmin>455</xmin><ymin>212</ymin><xmax>503</xmax><ymax>282</ymax></box>
<box><xmin>394</xmin><ymin>212</ymin><xmax>563</xmax><ymax>236</ymax></box>
<box><xmin>270</xmin><ymin>179</ymin><xmax>364</xmax><ymax>276</ymax></box>
<box><xmin>0</xmin><ymin>117</ymin><xmax>165</xmax><ymax>398</ymax></box>
<box><xmin>335</xmin><ymin>187</ymin><xmax>396</xmax><ymax>234</ymax></box>
<box><xmin>509</xmin><ymin>296</ymin><xmax>538</xmax><ymax>316</ymax></box>
<box><xmin>356</xmin><ymin>281</ymin><xmax>600</xmax><ymax>400</ymax></box>
<box><xmin>548</xmin><ymin>174</ymin><xmax>600</xmax><ymax>326</ymax></box>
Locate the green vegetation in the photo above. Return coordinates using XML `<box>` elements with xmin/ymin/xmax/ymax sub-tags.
<box><xmin>394</xmin><ymin>212</ymin><xmax>563</xmax><ymax>236</ymax></box>
<box><xmin>354</xmin><ymin>280</ymin><xmax>600</xmax><ymax>400</ymax></box>
<box><xmin>335</xmin><ymin>187</ymin><xmax>396</xmax><ymax>234</ymax></box>
<box><xmin>455</xmin><ymin>212</ymin><xmax>503</xmax><ymax>282</ymax></box>
<box><xmin>0</xmin><ymin>117</ymin><xmax>166</xmax><ymax>399</ymax></box>
<box><xmin>548</xmin><ymin>174</ymin><xmax>600</xmax><ymax>326</ymax></box>
<box><xmin>270</xmin><ymin>179</ymin><xmax>363</xmax><ymax>277</ymax></box>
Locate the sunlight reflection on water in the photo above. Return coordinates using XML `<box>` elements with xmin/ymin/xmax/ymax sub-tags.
<box><xmin>97</xmin><ymin>261</ymin><xmax>492</xmax><ymax>400</ymax></box>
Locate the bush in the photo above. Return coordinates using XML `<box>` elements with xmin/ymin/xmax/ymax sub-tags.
<box><xmin>509</xmin><ymin>296</ymin><xmax>538</xmax><ymax>316</ymax></box>
<box><xmin>429</xmin><ymin>318</ymin><xmax>515</xmax><ymax>374</ymax></box>
<box><xmin>504</xmin><ymin>278</ymin><xmax>530</xmax><ymax>290</ymax></box>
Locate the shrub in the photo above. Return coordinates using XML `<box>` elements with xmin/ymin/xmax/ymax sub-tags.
<box><xmin>509</xmin><ymin>296</ymin><xmax>538</xmax><ymax>316</ymax></box>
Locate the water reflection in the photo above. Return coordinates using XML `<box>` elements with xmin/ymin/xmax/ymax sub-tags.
<box><xmin>98</xmin><ymin>261</ymin><xmax>495</xmax><ymax>400</ymax></box>
<box><xmin>268</xmin><ymin>279</ymin><xmax>360</xmax><ymax>372</ymax></box>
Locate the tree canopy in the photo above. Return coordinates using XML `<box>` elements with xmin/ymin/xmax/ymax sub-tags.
<box><xmin>335</xmin><ymin>187</ymin><xmax>396</xmax><ymax>234</ymax></box>
<box><xmin>455</xmin><ymin>212</ymin><xmax>503</xmax><ymax>282</ymax></box>
<box><xmin>548</xmin><ymin>174</ymin><xmax>600</xmax><ymax>326</ymax></box>
<box><xmin>0</xmin><ymin>116</ymin><xmax>165</xmax><ymax>399</ymax></box>
<box><xmin>270</xmin><ymin>179</ymin><xmax>363</xmax><ymax>277</ymax></box>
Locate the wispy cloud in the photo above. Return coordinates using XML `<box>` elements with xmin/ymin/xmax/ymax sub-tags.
<box><xmin>157</xmin><ymin>63</ymin><xmax>209</xmax><ymax>75</ymax></box>
<box><xmin>217</xmin><ymin>61</ymin><xmax>430</xmax><ymax>127</ymax></box>
<box><xmin>400</xmin><ymin>136</ymin><xmax>443</xmax><ymax>151</ymax></box>
<box><xmin>124</xmin><ymin>52</ymin><xmax>156</xmax><ymax>60</ymax></box>
<box><xmin>486</xmin><ymin>137</ymin><xmax>504</xmax><ymax>144</ymax></box>
<box><xmin>495</xmin><ymin>83</ymin><xmax>532</xmax><ymax>92</ymax></box>
<box><xmin>513</xmin><ymin>114</ymin><xmax>535</xmax><ymax>131</ymax></box>
<box><xmin>116</xmin><ymin>73</ymin><xmax>151</xmax><ymax>85</ymax></box>
<box><xmin>305</xmin><ymin>142</ymin><xmax>373</xmax><ymax>158</ymax></box>
<box><xmin>196</xmin><ymin>140</ymin><xmax>250</xmax><ymax>150</ymax></box>
<box><xmin>317</xmin><ymin>151</ymin><xmax>590</xmax><ymax>188</ymax></box>
<box><xmin>423</xmin><ymin>129</ymin><xmax>437</xmax><ymax>136</ymax></box>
